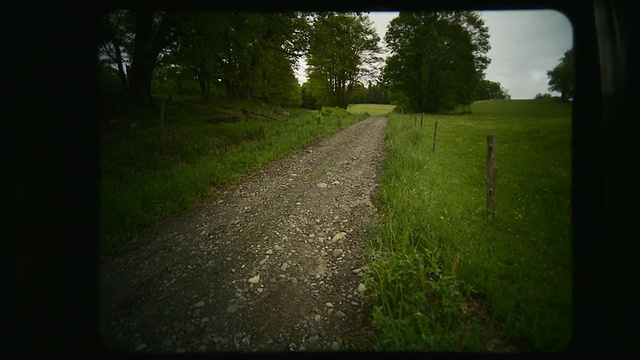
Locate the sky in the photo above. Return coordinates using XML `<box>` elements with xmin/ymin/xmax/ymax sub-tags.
<box><xmin>296</xmin><ymin>10</ymin><xmax>574</xmax><ymax>100</ymax></box>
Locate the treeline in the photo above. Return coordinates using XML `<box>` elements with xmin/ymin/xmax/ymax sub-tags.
<box><xmin>99</xmin><ymin>11</ymin><xmax>306</xmax><ymax>109</ymax></box>
<box><xmin>99</xmin><ymin>9</ymin><xmax>512</xmax><ymax>115</ymax></box>
<box><xmin>301</xmin><ymin>82</ymin><xmax>390</xmax><ymax>110</ymax></box>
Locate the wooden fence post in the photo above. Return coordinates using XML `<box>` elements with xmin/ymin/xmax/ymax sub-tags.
<box><xmin>433</xmin><ymin>121</ymin><xmax>439</xmax><ymax>152</ymax></box>
<box><xmin>486</xmin><ymin>135</ymin><xmax>497</xmax><ymax>215</ymax></box>
<box><xmin>420</xmin><ymin>113</ymin><xmax>424</xmax><ymax>129</ymax></box>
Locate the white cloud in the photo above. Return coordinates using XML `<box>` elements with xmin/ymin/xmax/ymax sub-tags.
<box><xmin>480</xmin><ymin>9</ymin><xmax>573</xmax><ymax>98</ymax></box>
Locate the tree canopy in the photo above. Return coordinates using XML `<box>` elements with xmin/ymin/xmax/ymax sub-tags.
<box><xmin>476</xmin><ymin>79</ymin><xmax>510</xmax><ymax>100</ymax></box>
<box><xmin>547</xmin><ymin>48</ymin><xmax>574</xmax><ymax>102</ymax></box>
<box><xmin>99</xmin><ymin>10</ymin><xmax>495</xmax><ymax>113</ymax></box>
<box><xmin>99</xmin><ymin>10</ymin><xmax>307</xmax><ymax>108</ymax></box>
<box><xmin>382</xmin><ymin>11</ymin><xmax>490</xmax><ymax>113</ymax></box>
<box><xmin>305</xmin><ymin>13</ymin><xmax>382</xmax><ymax>109</ymax></box>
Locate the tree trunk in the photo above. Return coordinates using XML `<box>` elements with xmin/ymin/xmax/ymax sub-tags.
<box><xmin>128</xmin><ymin>10</ymin><xmax>155</xmax><ymax>107</ymax></box>
<box><xmin>128</xmin><ymin>59</ymin><xmax>155</xmax><ymax>107</ymax></box>
<box><xmin>198</xmin><ymin>74</ymin><xmax>211</xmax><ymax>102</ymax></box>
<box><xmin>114</xmin><ymin>43</ymin><xmax>128</xmax><ymax>92</ymax></box>
<box><xmin>127</xmin><ymin>10</ymin><xmax>179</xmax><ymax>108</ymax></box>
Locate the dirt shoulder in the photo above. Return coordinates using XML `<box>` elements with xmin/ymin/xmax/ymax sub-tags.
<box><xmin>98</xmin><ymin>116</ymin><xmax>388</xmax><ymax>353</ymax></box>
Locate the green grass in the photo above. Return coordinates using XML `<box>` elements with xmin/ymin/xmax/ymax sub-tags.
<box><xmin>100</xmin><ymin>96</ymin><xmax>368</xmax><ymax>255</ymax></box>
<box><xmin>365</xmin><ymin>99</ymin><xmax>572</xmax><ymax>352</ymax></box>
<box><xmin>347</xmin><ymin>103</ymin><xmax>396</xmax><ymax>117</ymax></box>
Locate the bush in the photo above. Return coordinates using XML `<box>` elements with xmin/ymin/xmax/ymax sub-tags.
<box><xmin>534</xmin><ymin>92</ymin><xmax>553</xmax><ymax>100</ymax></box>
<box><xmin>319</xmin><ymin>106</ymin><xmax>350</xmax><ymax>118</ymax></box>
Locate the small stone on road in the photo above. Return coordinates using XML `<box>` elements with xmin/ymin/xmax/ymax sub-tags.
<box><xmin>331</xmin><ymin>232</ymin><xmax>347</xmax><ymax>242</ymax></box>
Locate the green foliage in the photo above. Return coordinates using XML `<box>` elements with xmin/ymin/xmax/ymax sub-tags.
<box><xmin>366</xmin><ymin>100</ymin><xmax>572</xmax><ymax>352</ymax></box>
<box><xmin>547</xmin><ymin>48</ymin><xmax>574</xmax><ymax>102</ymax></box>
<box><xmin>350</xmin><ymin>82</ymin><xmax>391</xmax><ymax>104</ymax></box>
<box><xmin>99</xmin><ymin>11</ymin><xmax>307</xmax><ymax>107</ymax></box>
<box><xmin>300</xmin><ymin>82</ymin><xmax>320</xmax><ymax>110</ymax></box>
<box><xmin>383</xmin><ymin>11</ymin><xmax>490</xmax><ymax>113</ymax></box>
<box><xmin>534</xmin><ymin>93</ymin><xmax>560</xmax><ymax>100</ymax></box>
<box><xmin>476</xmin><ymin>79</ymin><xmax>510</xmax><ymax>100</ymax></box>
<box><xmin>366</xmin><ymin>249</ymin><xmax>481</xmax><ymax>351</ymax></box>
<box><xmin>163</xmin><ymin>12</ymin><xmax>306</xmax><ymax>106</ymax></box>
<box><xmin>97</xmin><ymin>10</ymin><xmax>135</xmax><ymax>94</ymax></box>
<box><xmin>535</xmin><ymin>92</ymin><xmax>551</xmax><ymax>99</ymax></box>
<box><xmin>306</xmin><ymin>12</ymin><xmax>382</xmax><ymax>108</ymax></box>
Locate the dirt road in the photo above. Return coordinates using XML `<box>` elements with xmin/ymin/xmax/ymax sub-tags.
<box><xmin>98</xmin><ymin>116</ymin><xmax>388</xmax><ymax>353</ymax></box>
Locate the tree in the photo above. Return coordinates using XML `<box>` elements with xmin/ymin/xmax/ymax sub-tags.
<box><xmin>365</xmin><ymin>82</ymin><xmax>390</xmax><ymax>104</ymax></box>
<box><xmin>476</xmin><ymin>79</ymin><xmax>510</xmax><ymax>100</ymax></box>
<box><xmin>206</xmin><ymin>12</ymin><xmax>306</xmax><ymax>105</ymax></box>
<box><xmin>97</xmin><ymin>10</ymin><xmax>134</xmax><ymax>94</ymax></box>
<box><xmin>306</xmin><ymin>12</ymin><xmax>381</xmax><ymax>109</ymax></box>
<box><xmin>127</xmin><ymin>10</ymin><xmax>182</xmax><ymax>107</ymax></box>
<box><xmin>300</xmin><ymin>81</ymin><xmax>319</xmax><ymax>109</ymax></box>
<box><xmin>534</xmin><ymin>92</ymin><xmax>554</xmax><ymax>100</ymax></box>
<box><xmin>168</xmin><ymin>12</ymin><xmax>227</xmax><ymax>102</ymax></box>
<box><xmin>247</xmin><ymin>13</ymin><xmax>307</xmax><ymax>107</ymax></box>
<box><xmin>99</xmin><ymin>11</ymin><xmax>307</xmax><ymax>109</ymax></box>
<box><xmin>349</xmin><ymin>83</ymin><xmax>368</xmax><ymax>104</ymax></box>
<box><xmin>547</xmin><ymin>48</ymin><xmax>574</xmax><ymax>102</ymax></box>
<box><xmin>383</xmin><ymin>11</ymin><xmax>490</xmax><ymax>113</ymax></box>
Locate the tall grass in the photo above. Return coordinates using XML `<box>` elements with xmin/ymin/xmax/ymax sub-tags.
<box><xmin>100</xmin><ymin>97</ymin><xmax>367</xmax><ymax>255</ymax></box>
<box><xmin>365</xmin><ymin>99</ymin><xmax>572</xmax><ymax>352</ymax></box>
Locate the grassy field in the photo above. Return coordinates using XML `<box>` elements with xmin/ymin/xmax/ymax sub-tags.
<box><xmin>347</xmin><ymin>103</ymin><xmax>396</xmax><ymax>117</ymax></box>
<box><xmin>364</xmin><ymin>99</ymin><xmax>573</xmax><ymax>352</ymax></box>
<box><xmin>100</xmin><ymin>96</ymin><xmax>368</xmax><ymax>255</ymax></box>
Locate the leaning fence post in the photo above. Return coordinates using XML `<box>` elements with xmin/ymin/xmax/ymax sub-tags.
<box><xmin>486</xmin><ymin>135</ymin><xmax>497</xmax><ymax>215</ymax></box>
<box><xmin>433</xmin><ymin>121</ymin><xmax>439</xmax><ymax>152</ymax></box>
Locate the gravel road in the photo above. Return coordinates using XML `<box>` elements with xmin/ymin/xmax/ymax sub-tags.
<box><xmin>98</xmin><ymin>116</ymin><xmax>388</xmax><ymax>353</ymax></box>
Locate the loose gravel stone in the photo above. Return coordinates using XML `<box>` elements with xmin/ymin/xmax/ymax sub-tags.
<box><xmin>330</xmin><ymin>341</ymin><xmax>340</xmax><ymax>351</ymax></box>
<box><xmin>333</xmin><ymin>311</ymin><xmax>346</xmax><ymax>319</ymax></box>
<box><xmin>331</xmin><ymin>232</ymin><xmax>347</xmax><ymax>242</ymax></box>
<box><xmin>99</xmin><ymin>117</ymin><xmax>388</xmax><ymax>353</ymax></box>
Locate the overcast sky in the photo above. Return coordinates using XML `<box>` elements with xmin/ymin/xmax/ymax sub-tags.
<box><xmin>296</xmin><ymin>10</ymin><xmax>574</xmax><ymax>100</ymax></box>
